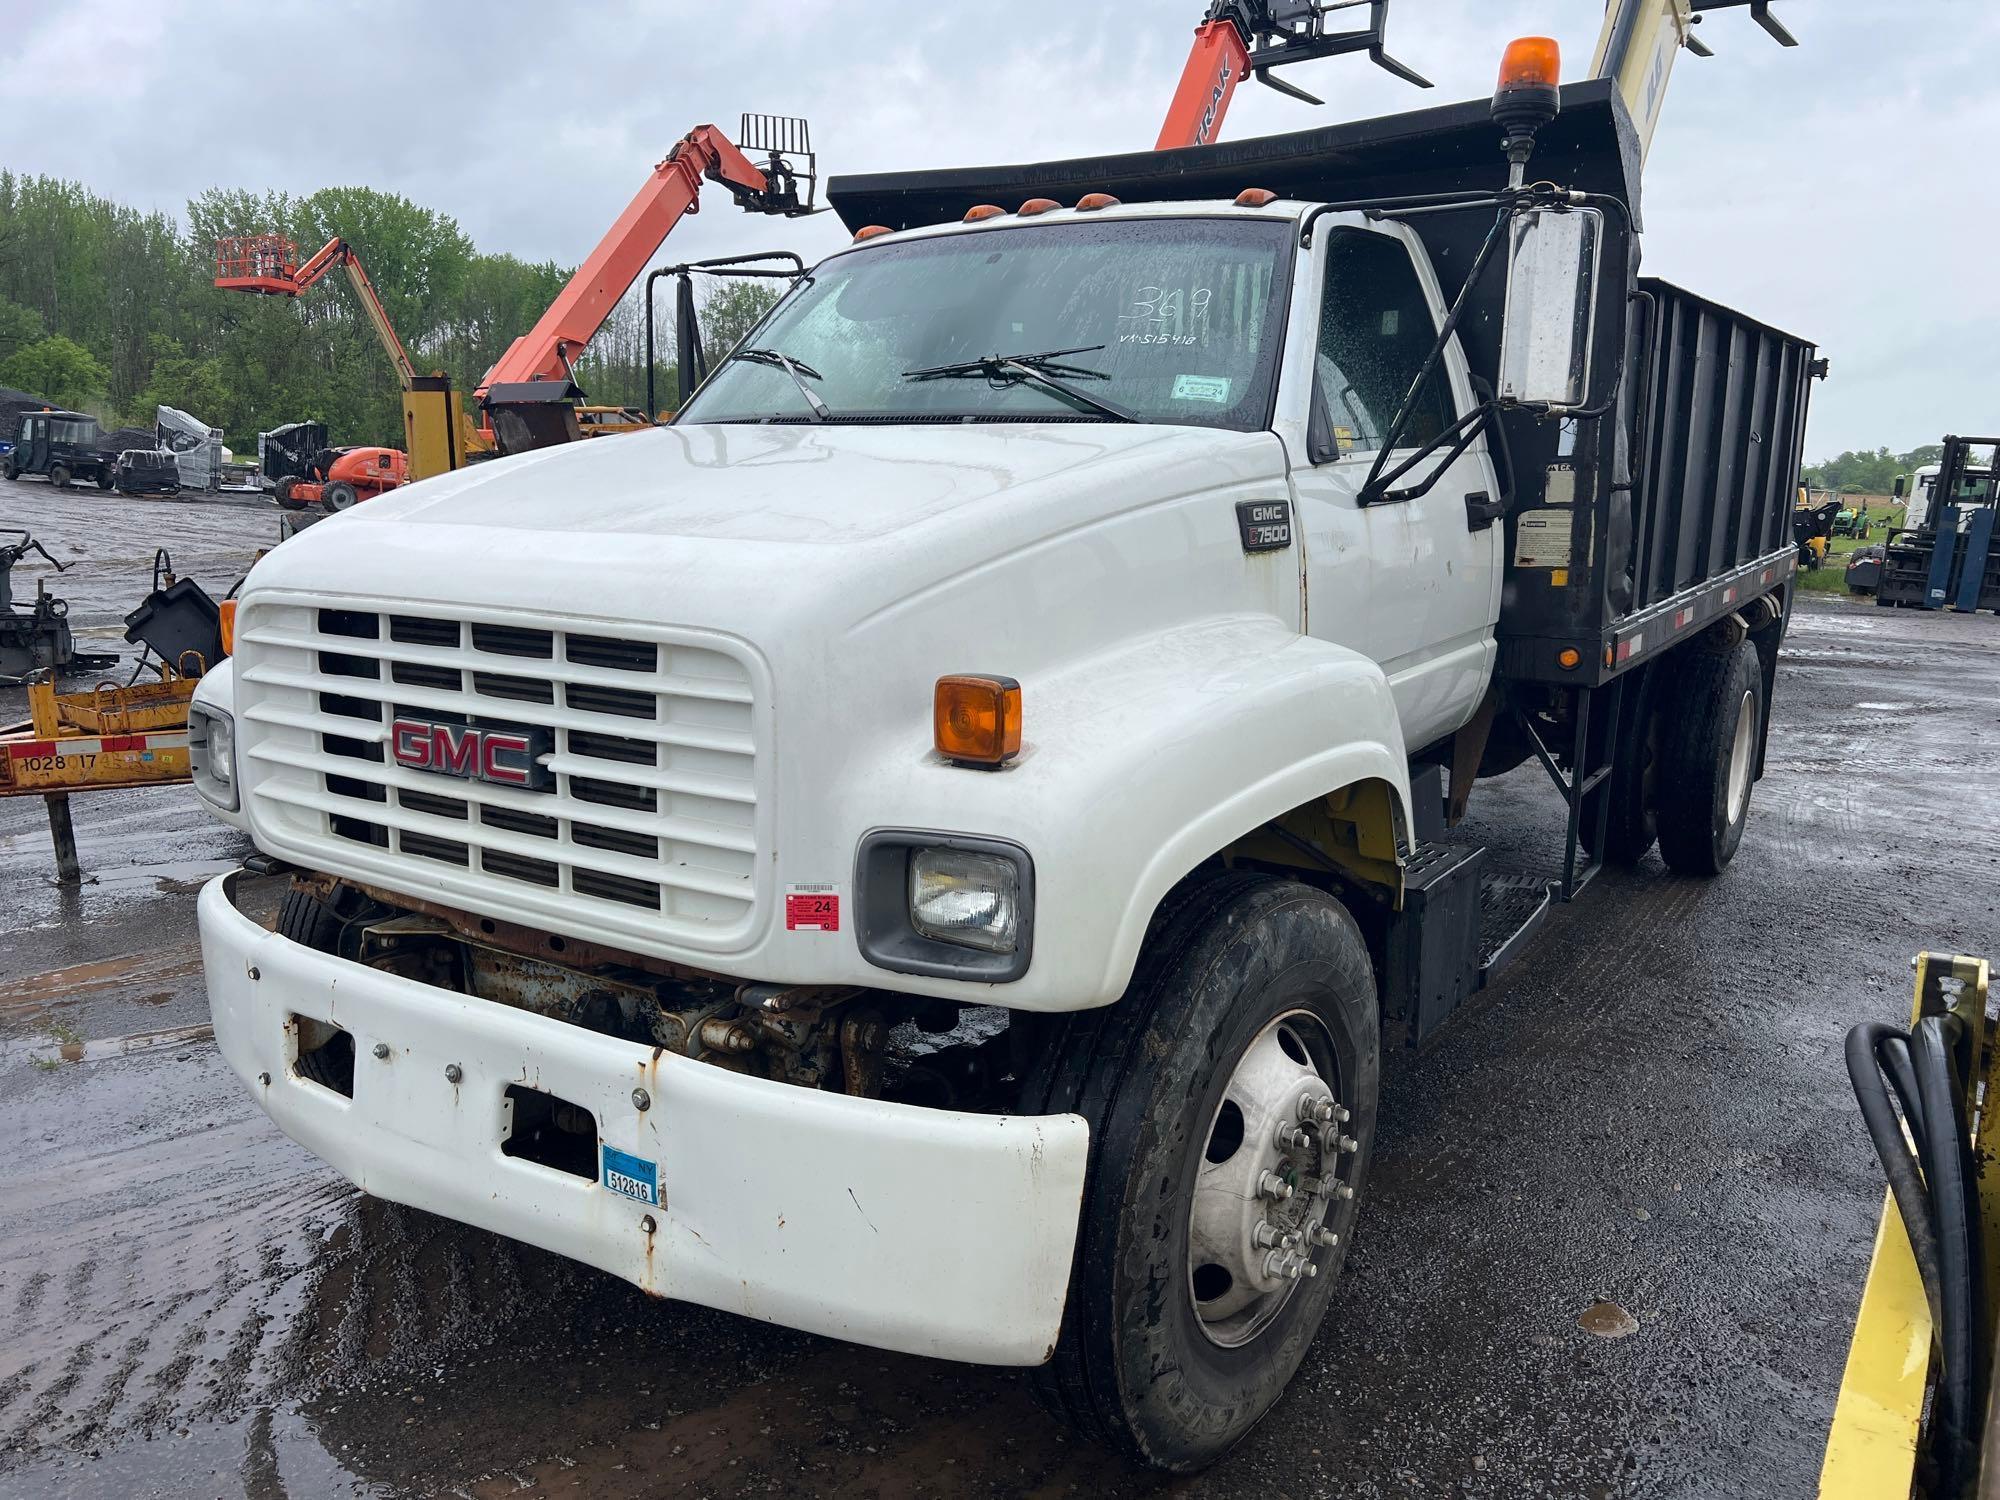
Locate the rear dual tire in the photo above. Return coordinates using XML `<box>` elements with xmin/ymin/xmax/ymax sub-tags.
<box><xmin>1581</xmin><ymin>635</ymin><xmax>1765</xmax><ymax>875</ymax></box>
<box><xmin>1655</xmin><ymin>637</ymin><xmax>1764</xmax><ymax>876</ymax></box>
<box><xmin>1025</xmin><ymin>872</ymin><xmax>1379</xmax><ymax>1472</ymax></box>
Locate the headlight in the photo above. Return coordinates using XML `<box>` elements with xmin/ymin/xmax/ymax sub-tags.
<box><xmin>855</xmin><ymin>832</ymin><xmax>1034</xmax><ymax>980</ymax></box>
<box><xmin>188</xmin><ymin>702</ymin><xmax>238</xmax><ymax>810</ymax></box>
<box><xmin>910</xmin><ymin>846</ymin><xmax>1020</xmax><ymax>953</ymax></box>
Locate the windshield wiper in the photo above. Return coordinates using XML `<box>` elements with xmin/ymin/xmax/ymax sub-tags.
<box><xmin>901</xmin><ymin>345</ymin><xmax>1136</xmax><ymax>423</ymax></box>
<box><xmin>734</xmin><ymin>347</ymin><xmax>830</xmax><ymax>421</ymax></box>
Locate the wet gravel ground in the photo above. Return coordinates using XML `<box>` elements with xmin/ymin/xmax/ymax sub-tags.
<box><xmin>2</xmin><ymin>477</ymin><xmax>1996</xmax><ymax>1498</ymax></box>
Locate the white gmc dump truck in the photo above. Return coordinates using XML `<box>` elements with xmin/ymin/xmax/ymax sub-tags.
<box><xmin>191</xmin><ymin>74</ymin><xmax>1818</xmax><ymax>1469</ymax></box>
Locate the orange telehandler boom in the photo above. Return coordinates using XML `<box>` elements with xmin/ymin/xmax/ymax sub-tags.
<box><xmin>479</xmin><ymin>116</ymin><xmax>814</xmax><ymax>396</ymax></box>
<box><xmin>1156</xmin><ymin>0</ymin><xmax>1430</xmax><ymax>149</ymax></box>
<box><xmin>214</xmin><ymin>115</ymin><xmax>818</xmax><ymax>465</ymax></box>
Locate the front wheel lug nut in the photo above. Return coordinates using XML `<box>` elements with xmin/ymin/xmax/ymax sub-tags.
<box><xmin>1334</xmin><ymin>1181</ymin><xmax>1356</xmax><ymax>1200</ymax></box>
<box><xmin>1311</xmin><ymin>1226</ymin><xmax>1340</xmax><ymax>1248</ymax></box>
<box><xmin>1257</xmin><ymin>1170</ymin><xmax>1293</xmax><ymax>1201</ymax></box>
<box><xmin>1335</xmin><ymin>1134</ymin><xmax>1358</xmax><ymax>1154</ymax></box>
<box><xmin>1253</xmin><ymin>1221</ymin><xmax>1283</xmax><ymax>1249</ymax></box>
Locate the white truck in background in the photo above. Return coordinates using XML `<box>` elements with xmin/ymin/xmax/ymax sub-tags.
<box><xmin>188</xmin><ymin>37</ymin><xmax>1818</xmax><ymax>1473</ymax></box>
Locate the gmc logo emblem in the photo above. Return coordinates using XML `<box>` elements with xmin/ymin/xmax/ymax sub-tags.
<box><xmin>390</xmin><ymin>718</ymin><xmax>551</xmax><ymax>790</ymax></box>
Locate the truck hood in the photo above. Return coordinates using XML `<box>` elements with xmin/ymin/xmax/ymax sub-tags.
<box><xmin>339</xmin><ymin>421</ymin><xmax>1275</xmax><ymax>545</ymax></box>
<box><xmin>247</xmin><ymin>421</ymin><xmax>1294</xmax><ymax>650</ymax></box>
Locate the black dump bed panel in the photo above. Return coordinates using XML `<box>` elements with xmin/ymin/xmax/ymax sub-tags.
<box><xmin>1630</xmin><ymin>281</ymin><xmax>1813</xmax><ymax>611</ymax></box>
<box><xmin>1500</xmin><ymin>278</ymin><xmax>1818</xmax><ymax>682</ymax></box>
<box><xmin>828</xmin><ymin>81</ymin><xmax>1814</xmax><ymax>686</ymax></box>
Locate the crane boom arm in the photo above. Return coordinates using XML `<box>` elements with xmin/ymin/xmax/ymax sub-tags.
<box><xmin>476</xmin><ymin>125</ymin><xmax>771</xmax><ymax>393</ymax></box>
<box><xmin>275</xmin><ymin>236</ymin><xmax>419</xmax><ymax>390</ymax></box>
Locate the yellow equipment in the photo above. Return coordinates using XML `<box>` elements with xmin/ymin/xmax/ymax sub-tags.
<box><xmin>0</xmin><ymin>673</ymin><xmax>200</xmax><ymax>882</ymax></box>
<box><xmin>1822</xmin><ymin>953</ymin><xmax>1997</xmax><ymax>1496</ymax></box>
<box><xmin>1591</xmin><ymin>1</ymin><xmax>1799</xmax><ymax>163</ymax></box>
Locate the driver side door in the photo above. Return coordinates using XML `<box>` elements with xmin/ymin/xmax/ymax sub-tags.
<box><xmin>1288</xmin><ymin>225</ymin><xmax>1502</xmax><ymax>756</ymax></box>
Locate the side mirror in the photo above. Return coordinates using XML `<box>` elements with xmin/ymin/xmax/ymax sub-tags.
<box><xmin>1497</xmin><ymin>206</ymin><xmax>1603</xmax><ymax>408</ymax></box>
<box><xmin>1893</xmin><ymin>476</ymin><xmax>1906</xmax><ymax>499</ymax></box>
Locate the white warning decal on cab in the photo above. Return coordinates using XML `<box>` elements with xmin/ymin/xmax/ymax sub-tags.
<box><xmin>785</xmin><ymin>883</ymin><xmax>841</xmax><ymax>932</ymax></box>
<box><xmin>1514</xmin><ymin>508</ymin><xmax>1577</xmax><ymax>569</ymax></box>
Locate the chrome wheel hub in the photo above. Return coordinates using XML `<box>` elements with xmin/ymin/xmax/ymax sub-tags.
<box><xmin>1187</xmin><ymin>1011</ymin><xmax>1350</xmax><ymax>1348</ymax></box>
<box><xmin>1725</xmin><ymin>687</ymin><xmax>1756</xmax><ymax>825</ymax></box>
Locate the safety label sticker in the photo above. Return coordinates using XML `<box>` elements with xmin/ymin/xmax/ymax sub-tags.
<box><xmin>785</xmin><ymin>883</ymin><xmax>841</xmax><ymax>932</ymax></box>
<box><xmin>1514</xmin><ymin>508</ymin><xmax>1577</xmax><ymax>569</ymax></box>
<box><xmin>601</xmin><ymin>1144</ymin><xmax>659</xmax><ymax>1206</ymax></box>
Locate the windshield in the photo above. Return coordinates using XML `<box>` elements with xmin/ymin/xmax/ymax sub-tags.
<box><xmin>677</xmin><ymin>217</ymin><xmax>1292</xmax><ymax>430</ymax></box>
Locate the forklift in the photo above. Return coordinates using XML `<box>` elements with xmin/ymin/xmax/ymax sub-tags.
<box><xmin>1876</xmin><ymin>436</ymin><xmax>2000</xmax><ymax>612</ymax></box>
<box><xmin>1</xmin><ymin>410</ymin><xmax>117</xmax><ymax>490</ymax></box>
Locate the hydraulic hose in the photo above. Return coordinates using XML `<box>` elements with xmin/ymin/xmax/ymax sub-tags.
<box><xmin>1844</xmin><ymin>1022</ymin><xmax>1944</xmax><ymax>1321</ymax></box>
<box><xmin>1911</xmin><ymin>1016</ymin><xmax>1982</xmax><ymax>1481</ymax></box>
<box><xmin>1844</xmin><ymin>1013</ymin><xmax>1984</xmax><ymax>1493</ymax></box>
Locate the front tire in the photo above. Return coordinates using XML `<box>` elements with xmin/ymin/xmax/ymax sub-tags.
<box><xmin>50</xmin><ymin>464</ymin><xmax>72</xmax><ymax>490</ymax></box>
<box><xmin>1656</xmin><ymin>636</ymin><xmax>1765</xmax><ymax>876</ymax></box>
<box><xmin>1026</xmin><ymin>872</ymin><xmax>1380</xmax><ymax>1472</ymax></box>
<box><xmin>322</xmin><ymin>481</ymin><xmax>359</xmax><ymax>511</ymax></box>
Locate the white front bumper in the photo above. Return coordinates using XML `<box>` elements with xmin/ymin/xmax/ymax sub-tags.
<box><xmin>199</xmin><ymin>872</ymin><xmax>1088</xmax><ymax>1365</ymax></box>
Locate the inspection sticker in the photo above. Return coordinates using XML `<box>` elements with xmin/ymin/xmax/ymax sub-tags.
<box><xmin>1171</xmin><ymin>374</ymin><xmax>1232</xmax><ymax>404</ymax></box>
<box><xmin>601</xmin><ymin>1145</ymin><xmax>659</xmax><ymax>1206</ymax></box>
<box><xmin>785</xmin><ymin>883</ymin><xmax>841</xmax><ymax>932</ymax></box>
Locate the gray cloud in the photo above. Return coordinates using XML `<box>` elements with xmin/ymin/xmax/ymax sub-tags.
<box><xmin>5</xmin><ymin>0</ymin><xmax>1993</xmax><ymax>458</ymax></box>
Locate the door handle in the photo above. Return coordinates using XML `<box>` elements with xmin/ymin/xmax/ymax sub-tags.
<box><xmin>1464</xmin><ymin>491</ymin><xmax>1506</xmax><ymax>531</ymax></box>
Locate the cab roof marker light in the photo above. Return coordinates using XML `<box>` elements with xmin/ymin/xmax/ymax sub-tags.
<box><xmin>1018</xmin><ymin>198</ymin><xmax>1063</xmax><ymax>216</ymax></box>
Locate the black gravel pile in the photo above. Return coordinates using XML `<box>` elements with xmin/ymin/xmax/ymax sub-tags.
<box><xmin>102</xmin><ymin>425</ymin><xmax>152</xmax><ymax>451</ymax></box>
<box><xmin>0</xmin><ymin>386</ymin><xmax>58</xmax><ymax>442</ymax></box>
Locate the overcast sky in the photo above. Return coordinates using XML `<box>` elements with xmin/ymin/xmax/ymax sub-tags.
<box><xmin>5</xmin><ymin>1</ymin><xmax>1995</xmax><ymax>460</ymax></box>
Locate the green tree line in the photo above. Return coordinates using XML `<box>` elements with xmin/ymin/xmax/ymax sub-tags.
<box><xmin>0</xmin><ymin>171</ymin><xmax>780</xmax><ymax>451</ymax></box>
<box><xmin>1803</xmin><ymin>444</ymin><xmax>1946</xmax><ymax>495</ymax></box>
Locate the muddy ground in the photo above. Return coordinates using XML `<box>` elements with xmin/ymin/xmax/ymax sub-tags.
<box><xmin>2</xmin><ymin>476</ymin><xmax>1995</xmax><ymax>1499</ymax></box>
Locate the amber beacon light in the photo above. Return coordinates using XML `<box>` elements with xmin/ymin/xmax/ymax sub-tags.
<box><xmin>934</xmin><ymin>675</ymin><xmax>1022</xmax><ymax>767</ymax></box>
<box><xmin>1492</xmin><ymin>36</ymin><xmax>1560</xmax><ymax>129</ymax></box>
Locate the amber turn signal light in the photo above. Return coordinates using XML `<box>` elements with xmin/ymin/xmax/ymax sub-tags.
<box><xmin>218</xmin><ymin>598</ymin><xmax>238</xmax><ymax>656</ymax></box>
<box><xmin>935</xmin><ymin>675</ymin><xmax>1022</xmax><ymax>767</ymax></box>
<box><xmin>1556</xmin><ymin>646</ymin><xmax>1580</xmax><ymax>671</ymax></box>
